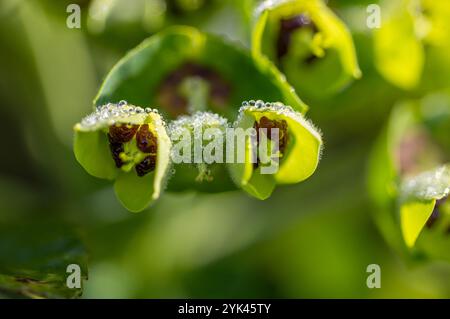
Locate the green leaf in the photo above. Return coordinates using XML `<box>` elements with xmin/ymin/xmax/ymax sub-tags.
<box><xmin>0</xmin><ymin>221</ymin><xmax>87</xmax><ymax>299</ymax></box>
<box><xmin>252</xmin><ymin>0</ymin><xmax>361</xmax><ymax>97</ymax></box>
<box><xmin>400</xmin><ymin>199</ymin><xmax>436</xmax><ymax>248</ymax></box>
<box><xmin>94</xmin><ymin>26</ymin><xmax>308</xmax><ymax>120</ymax></box>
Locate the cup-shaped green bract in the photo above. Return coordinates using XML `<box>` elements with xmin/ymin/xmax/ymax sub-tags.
<box><xmin>94</xmin><ymin>25</ymin><xmax>307</xmax><ymax>122</ymax></box>
<box><xmin>228</xmin><ymin>100</ymin><xmax>322</xmax><ymax>200</ymax></box>
<box><xmin>74</xmin><ymin>102</ymin><xmax>172</xmax><ymax>212</ymax></box>
<box><xmin>252</xmin><ymin>0</ymin><xmax>360</xmax><ymax>97</ymax></box>
<box><xmin>368</xmin><ymin>92</ymin><xmax>450</xmax><ymax>261</ymax></box>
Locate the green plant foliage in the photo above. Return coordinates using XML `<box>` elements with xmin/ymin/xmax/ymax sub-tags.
<box><xmin>85</xmin><ymin>0</ymin><xmax>252</xmax><ymax>49</ymax></box>
<box><xmin>5</xmin><ymin>0</ymin><xmax>450</xmax><ymax>300</ymax></box>
<box><xmin>94</xmin><ymin>25</ymin><xmax>308</xmax><ymax>120</ymax></box>
<box><xmin>0</xmin><ymin>221</ymin><xmax>87</xmax><ymax>299</ymax></box>
<box><xmin>252</xmin><ymin>0</ymin><xmax>361</xmax><ymax>97</ymax></box>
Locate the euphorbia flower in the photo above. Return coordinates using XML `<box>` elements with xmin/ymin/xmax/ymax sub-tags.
<box><xmin>74</xmin><ymin>102</ymin><xmax>171</xmax><ymax>212</ymax></box>
<box><xmin>368</xmin><ymin>92</ymin><xmax>450</xmax><ymax>261</ymax></box>
<box><xmin>229</xmin><ymin>100</ymin><xmax>322</xmax><ymax>199</ymax></box>
<box><xmin>252</xmin><ymin>0</ymin><xmax>361</xmax><ymax>97</ymax></box>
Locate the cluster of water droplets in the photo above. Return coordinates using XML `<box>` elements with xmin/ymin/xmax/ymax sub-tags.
<box><xmin>76</xmin><ymin>101</ymin><xmax>160</xmax><ymax>131</ymax></box>
<box><xmin>168</xmin><ymin>111</ymin><xmax>229</xmax><ymax>139</ymax></box>
<box><xmin>239</xmin><ymin>100</ymin><xmax>292</xmax><ymax>114</ymax></box>
<box><xmin>236</xmin><ymin>100</ymin><xmax>322</xmax><ymax>141</ymax></box>
<box><xmin>401</xmin><ymin>165</ymin><xmax>450</xmax><ymax>201</ymax></box>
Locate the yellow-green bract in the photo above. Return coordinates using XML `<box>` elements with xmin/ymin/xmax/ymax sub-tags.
<box><xmin>252</xmin><ymin>0</ymin><xmax>360</xmax><ymax>97</ymax></box>
<box><xmin>229</xmin><ymin>100</ymin><xmax>322</xmax><ymax>200</ymax></box>
<box><xmin>374</xmin><ymin>0</ymin><xmax>450</xmax><ymax>90</ymax></box>
<box><xmin>400</xmin><ymin>165</ymin><xmax>449</xmax><ymax>248</ymax></box>
<box><xmin>74</xmin><ymin>102</ymin><xmax>172</xmax><ymax>212</ymax></box>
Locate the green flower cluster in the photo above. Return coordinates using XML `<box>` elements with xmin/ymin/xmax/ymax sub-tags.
<box><xmin>74</xmin><ymin>97</ymin><xmax>322</xmax><ymax>212</ymax></box>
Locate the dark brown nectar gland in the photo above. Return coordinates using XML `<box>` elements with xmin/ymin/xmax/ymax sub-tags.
<box><xmin>277</xmin><ymin>14</ymin><xmax>319</xmax><ymax>64</ymax></box>
<box><xmin>108</xmin><ymin>124</ymin><xmax>139</xmax><ymax>168</ymax></box>
<box><xmin>135</xmin><ymin>124</ymin><xmax>158</xmax><ymax>176</ymax></box>
<box><xmin>136</xmin><ymin>124</ymin><xmax>158</xmax><ymax>154</ymax></box>
<box><xmin>108</xmin><ymin>135</ymin><xmax>125</xmax><ymax>168</ymax></box>
<box><xmin>135</xmin><ymin>155</ymin><xmax>157</xmax><ymax>177</ymax></box>
<box><xmin>156</xmin><ymin>62</ymin><xmax>231</xmax><ymax>117</ymax></box>
<box><xmin>107</xmin><ymin>124</ymin><xmax>158</xmax><ymax>177</ymax></box>
<box><xmin>109</xmin><ymin>124</ymin><xmax>139</xmax><ymax>143</ymax></box>
<box><xmin>253</xmin><ymin>116</ymin><xmax>289</xmax><ymax>169</ymax></box>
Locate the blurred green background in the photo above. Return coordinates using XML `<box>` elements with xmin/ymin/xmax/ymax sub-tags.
<box><xmin>0</xmin><ymin>0</ymin><xmax>449</xmax><ymax>298</ymax></box>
